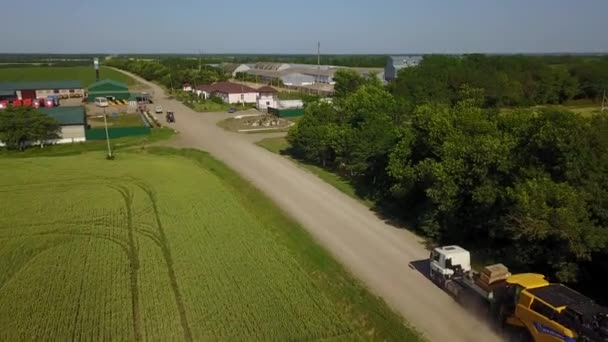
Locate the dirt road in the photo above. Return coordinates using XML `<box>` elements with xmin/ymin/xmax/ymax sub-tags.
<box><xmin>117</xmin><ymin>69</ymin><xmax>505</xmax><ymax>342</ymax></box>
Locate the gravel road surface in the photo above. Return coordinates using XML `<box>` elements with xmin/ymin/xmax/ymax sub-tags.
<box><xmin>116</xmin><ymin>69</ymin><xmax>506</xmax><ymax>342</ymax></box>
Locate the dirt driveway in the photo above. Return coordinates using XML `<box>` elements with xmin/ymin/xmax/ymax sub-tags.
<box><xmin>114</xmin><ymin>68</ymin><xmax>506</xmax><ymax>342</ymax></box>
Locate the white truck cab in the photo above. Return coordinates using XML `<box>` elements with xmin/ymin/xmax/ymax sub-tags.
<box><xmin>429</xmin><ymin>245</ymin><xmax>472</xmax><ymax>283</ymax></box>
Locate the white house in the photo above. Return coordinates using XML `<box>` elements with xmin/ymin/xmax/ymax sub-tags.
<box><xmin>195</xmin><ymin>84</ymin><xmax>214</xmax><ymax>100</ymax></box>
<box><xmin>206</xmin><ymin>82</ymin><xmax>259</xmax><ymax>104</ymax></box>
<box><xmin>256</xmin><ymin>86</ymin><xmax>278</xmax><ymax>110</ymax></box>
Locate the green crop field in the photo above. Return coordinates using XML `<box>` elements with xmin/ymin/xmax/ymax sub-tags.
<box><xmin>0</xmin><ymin>148</ymin><xmax>420</xmax><ymax>341</ymax></box>
<box><xmin>0</xmin><ymin>66</ymin><xmax>135</xmax><ymax>86</ymax></box>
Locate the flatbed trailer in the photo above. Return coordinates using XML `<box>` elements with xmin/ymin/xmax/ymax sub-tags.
<box><xmin>442</xmin><ymin>270</ymin><xmax>506</xmax><ymax>318</ymax></box>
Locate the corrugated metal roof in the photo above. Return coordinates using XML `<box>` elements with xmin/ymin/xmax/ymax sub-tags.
<box><xmin>253</xmin><ymin>62</ymin><xmax>290</xmax><ymax>71</ymax></box>
<box><xmin>288</xmin><ymin>67</ymin><xmax>337</xmax><ymax>77</ymax></box>
<box><xmin>39</xmin><ymin>106</ymin><xmax>86</xmax><ymax>125</ymax></box>
<box><xmin>0</xmin><ymin>90</ymin><xmax>15</xmax><ymax>96</ymax></box>
<box><xmin>0</xmin><ymin>80</ymin><xmax>82</xmax><ymax>91</ymax></box>
<box><xmin>88</xmin><ymin>79</ymin><xmax>128</xmax><ymax>91</ymax></box>
<box><xmin>222</xmin><ymin>63</ymin><xmax>249</xmax><ymax>74</ymax></box>
<box><xmin>246</xmin><ymin>69</ymin><xmax>282</xmax><ymax>78</ymax></box>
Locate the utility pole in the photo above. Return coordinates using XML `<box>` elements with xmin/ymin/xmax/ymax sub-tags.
<box><xmin>98</xmin><ymin>110</ymin><xmax>112</xmax><ymax>158</ymax></box>
<box><xmin>198</xmin><ymin>50</ymin><xmax>202</xmax><ymax>72</ymax></box>
<box><xmin>317</xmin><ymin>41</ymin><xmax>321</xmax><ymax>84</ymax></box>
<box><xmin>317</xmin><ymin>41</ymin><xmax>323</xmax><ymax>95</ymax></box>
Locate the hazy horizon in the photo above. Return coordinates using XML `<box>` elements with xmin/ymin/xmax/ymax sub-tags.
<box><xmin>1</xmin><ymin>0</ymin><xmax>607</xmax><ymax>54</ymax></box>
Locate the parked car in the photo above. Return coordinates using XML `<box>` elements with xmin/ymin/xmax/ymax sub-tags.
<box><xmin>228</xmin><ymin>107</ymin><xmax>237</xmax><ymax>113</ymax></box>
<box><xmin>95</xmin><ymin>97</ymin><xmax>109</xmax><ymax>107</ymax></box>
<box><xmin>155</xmin><ymin>106</ymin><xmax>163</xmax><ymax>113</ymax></box>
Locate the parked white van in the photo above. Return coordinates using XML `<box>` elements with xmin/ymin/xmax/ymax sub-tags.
<box><xmin>95</xmin><ymin>97</ymin><xmax>109</xmax><ymax>107</ymax></box>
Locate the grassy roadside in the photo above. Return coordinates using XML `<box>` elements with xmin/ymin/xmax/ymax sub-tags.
<box><xmin>146</xmin><ymin>147</ymin><xmax>423</xmax><ymax>341</ymax></box>
<box><xmin>256</xmin><ymin>137</ymin><xmax>374</xmax><ymax>207</ymax></box>
<box><xmin>0</xmin><ymin>127</ymin><xmax>175</xmax><ymax>158</ymax></box>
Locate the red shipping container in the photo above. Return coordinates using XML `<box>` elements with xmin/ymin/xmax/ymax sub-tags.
<box><xmin>23</xmin><ymin>98</ymin><xmax>32</xmax><ymax>107</ymax></box>
<box><xmin>12</xmin><ymin>99</ymin><xmax>22</xmax><ymax>106</ymax></box>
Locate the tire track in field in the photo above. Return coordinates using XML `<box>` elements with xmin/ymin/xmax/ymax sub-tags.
<box><xmin>114</xmin><ymin>185</ymin><xmax>144</xmax><ymax>342</ymax></box>
<box><xmin>136</xmin><ymin>182</ymin><xmax>193</xmax><ymax>342</ymax></box>
<box><xmin>69</xmin><ymin>241</ymin><xmax>89</xmax><ymax>341</ymax></box>
<box><xmin>0</xmin><ymin>237</ymin><xmax>73</xmax><ymax>293</ymax></box>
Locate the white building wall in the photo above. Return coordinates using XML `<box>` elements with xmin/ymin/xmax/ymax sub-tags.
<box><xmin>281</xmin><ymin>73</ymin><xmax>315</xmax><ymax>86</ymax></box>
<box><xmin>35</xmin><ymin>88</ymin><xmax>85</xmax><ymax>98</ymax></box>
<box><xmin>60</xmin><ymin>125</ymin><xmax>86</xmax><ymax>141</ymax></box>
<box><xmin>196</xmin><ymin>90</ymin><xmax>211</xmax><ymax>99</ymax></box>
<box><xmin>226</xmin><ymin>92</ymin><xmax>258</xmax><ymax>104</ymax></box>
<box><xmin>257</xmin><ymin>94</ymin><xmax>277</xmax><ymax>110</ymax></box>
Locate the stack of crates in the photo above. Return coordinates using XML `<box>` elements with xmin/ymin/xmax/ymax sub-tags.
<box><xmin>476</xmin><ymin>264</ymin><xmax>511</xmax><ymax>292</ymax></box>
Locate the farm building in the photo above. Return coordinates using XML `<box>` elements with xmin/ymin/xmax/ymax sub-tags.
<box><xmin>87</xmin><ymin>79</ymin><xmax>130</xmax><ymax>102</ymax></box>
<box><xmin>223</xmin><ymin>63</ymin><xmax>251</xmax><ymax>77</ymax></box>
<box><xmin>384</xmin><ymin>55</ymin><xmax>423</xmax><ymax>82</ymax></box>
<box><xmin>252</xmin><ymin>62</ymin><xmax>291</xmax><ymax>72</ymax></box>
<box><xmin>256</xmin><ymin>86</ymin><xmax>278</xmax><ymax>110</ymax></box>
<box><xmin>246</xmin><ymin>69</ymin><xmax>316</xmax><ymax>87</ymax></box>
<box><xmin>290</xmin><ymin>67</ymin><xmax>337</xmax><ymax>84</ymax></box>
<box><xmin>0</xmin><ymin>106</ymin><xmax>87</xmax><ymax>147</ymax></box>
<box><xmin>196</xmin><ymin>82</ymin><xmax>259</xmax><ymax>104</ymax></box>
<box><xmin>268</xmin><ymin>100</ymin><xmax>305</xmax><ymax>118</ymax></box>
<box><xmin>245</xmin><ymin>64</ymin><xmax>338</xmax><ymax>86</ymax></box>
<box><xmin>0</xmin><ymin>81</ymin><xmax>84</xmax><ymax>101</ymax></box>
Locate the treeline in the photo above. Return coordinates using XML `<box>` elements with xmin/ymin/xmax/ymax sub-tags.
<box><xmin>391</xmin><ymin>54</ymin><xmax>608</xmax><ymax>108</ymax></box>
<box><xmin>110</xmin><ymin>54</ymin><xmax>387</xmax><ymax>68</ymax></box>
<box><xmin>288</xmin><ymin>68</ymin><xmax>608</xmax><ymax>302</ymax></box>
<box><xmin>0</xmin><ymin>61</ymin><xmax>93</xmax><ymax>68</ymax></box>
<box><xmin>226</xmin><ymin>55</ymin><xmax>387</xmax><ymax>68</ymax></box>
<box><xmin>104</xmin><ymin>58</ymin><xmax>227</xmax><ymax>90</ymax></box>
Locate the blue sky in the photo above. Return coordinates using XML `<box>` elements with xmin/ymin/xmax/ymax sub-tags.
<box><xmin>2</xmin><ymin>0</ymin><xmax>607</xmax><ymax>54</ymax></box>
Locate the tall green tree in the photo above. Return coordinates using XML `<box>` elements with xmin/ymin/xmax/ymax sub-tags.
<box><xmin>0</xmin><ymin>106</ymin><xmax>60</xmax><ymax>150</ymax></box>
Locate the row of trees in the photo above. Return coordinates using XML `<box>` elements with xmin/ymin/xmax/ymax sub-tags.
<box><xmin>288</xmin><ymin>67</ymin><xmax>608</xmax><ymax>301</ymax></box>
<box><xmin>391</xmin><ymin>54</ymin><xmax>608</xmax><ymax>108</ymax></box>
<box><xmin>104</xmin><ymin>58</ymin><xmax>227</xmax><ymax>90</ymax></box>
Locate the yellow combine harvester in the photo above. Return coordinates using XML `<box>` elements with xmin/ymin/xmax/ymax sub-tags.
<box><xmin>429</xmin><ymin>246</ymin><xmax>608</xmax><ymax>341</ymax></box>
